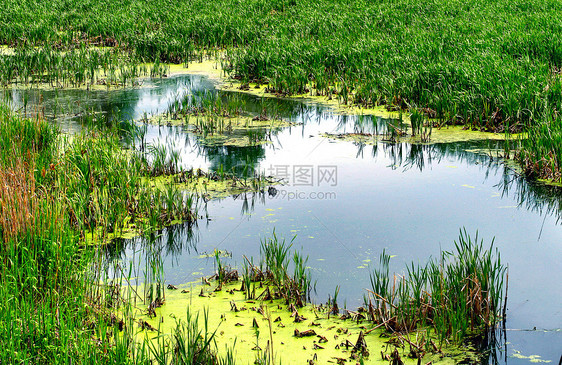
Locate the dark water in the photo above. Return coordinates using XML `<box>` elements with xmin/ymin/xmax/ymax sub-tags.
<box><xmin>3</xmin><ymin>75</ymin><xmax>561</xmax><ymax>364</ymax></box>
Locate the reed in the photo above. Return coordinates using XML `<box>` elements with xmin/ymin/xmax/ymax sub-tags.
<box><xmin>0</xmin><ymin>106</ymin><xmax>229</xmax><ymax>364</ymax></box>
<box><xmin>2</xmin><ymin>0</ymin><xmax>559</xmax><ymax>132</ymax></box>
<box><xmin>256</xmin><ymin>231</ymin><xmax>312</xmax><ymax>306</ymax></box>
<box><xmin>0</xmin><ymin>47</ymin><xmax>158</xmax><ymax>87</ymax></box>
<box><xmin>368</xmin><ymin>229</ymin><xmax>507</xmax><ymax>346</ymax></box>
<box><xmin>517</xmin><ymin>111</ymin><xmax>562</xmax><ymax>182</ymax></box>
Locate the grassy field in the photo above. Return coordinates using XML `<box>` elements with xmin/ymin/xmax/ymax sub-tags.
<box><xmin>2</xmin><ymin>0</ymin><xmax>562</xmax><ymax>178</ymax></box>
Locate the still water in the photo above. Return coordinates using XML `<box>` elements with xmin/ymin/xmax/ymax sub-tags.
<box><xmin>3</xmin><ymin>74</ymin><xmax>561</xmax><ymax>364</ymax></box>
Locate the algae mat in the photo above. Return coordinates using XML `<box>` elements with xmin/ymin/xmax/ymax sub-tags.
<box><xmin>135</xmin><ymin>282</ymin><xmax>479</xmax><ymax>364</ymax></box>
<box><xmin>322</xmin><ymin>126</ymin><xmax>513</xmax><ymax>146</ymax></box>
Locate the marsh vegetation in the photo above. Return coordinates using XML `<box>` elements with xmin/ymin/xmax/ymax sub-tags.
<box><xmin>0</xmin><ymin>106</ymin><xmax>282</xmax><ymax>363</ymax></box>
<box><xmin>2</xmin><ymin>0</ymin><xmax>562</xmax><ymax>177</ymax></box>
<box><xmin>1</xmin><ymin>0</ymin><xmax>562</xmax><ymax>363</ymax></box>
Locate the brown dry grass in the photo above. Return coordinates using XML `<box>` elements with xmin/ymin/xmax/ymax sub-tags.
<box><xmin>0</xmin><ymin>157</ymin><xmax>37</xmax><ymax>243</ymax></box>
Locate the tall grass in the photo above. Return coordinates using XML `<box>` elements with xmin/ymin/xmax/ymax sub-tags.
<box><xmin>4</xmin><ymin>0</ymin><xmax>562</xmax><ymax>177</ymax></box>
<box><xmin>517</xmin><ymin>111</ymin><xmax>562</xmax><ymax>182</ymax></box>
<box><xmin>2</xmin><ymin>0</ymin><xmax>561</xmax><ymax>130</ymax></box>
<box><xmin>246</xmin><ymin>231</ymin><xmax>312</xmax><ymax>307</ymax></box>
<box><xmin>147</xmin><ymin>310</ymin><xmax>235</xmax><ymax>365</ymax></box>
<box><xmin>0</xmin><ymin>47</ymin><xmax>165</xmax><ymax>87</ymax></box>
<box><xmin>368</xmin><ymin>230</ymin><xmax>507</xmax><ymax>348</ymax></box>
<box><xmin>0</xmin><ymin>107</ymin><xmax>115</xmax><ymax>362</ymax></box>
<box><xmin>0</xmin><ymin>106</ymin><xmax>227</xmax><ymax>364</ymax></box>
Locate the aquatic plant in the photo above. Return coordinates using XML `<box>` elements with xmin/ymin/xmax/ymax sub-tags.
<box><xmin>3</xmin><ymin>0</ymin><xmax>560</xmax><ymax>134</ymax></box>
<box><xmin>329</xmin><ymin>285</ymin><xmax>340</xmax><ymax>315</ymax></box>
<box><xmin>210</xmin><ymin>249</ymin><xmax>238</xmax><ymax>290</ymax></box>
<box><xmin>368</xmin><ymin>229</ymin><xmax>507</xmax><ymax>347</ymax></box>
<box><xmin>142</xmin><ymin>308</ymin><xmax>235</xmax><ymax>365</ymax></box>
<box><xmin>0</xmin><ymin>106</ymin><xmax>229</xmax><ymax>363</ymax></box>
<box><xmin>257</xmin><ymin>231</ymin><xmax>312</xmax><ymax>307</ymax></box>
<box><xmin>166</xmin><ymin>91</ymin><xmax>246</xmax><ymax>123</ymax></box>
<box><xmin>517</xmin><ymin>111</ymin><xmax>562</xmax><ymax>182</ymax></box>
<box><xmin>0</xmin><ymin>47</ymin><xmax>160</xmax><ymax>88</ymax></box>
<box><xmin>238</xmin><ymin>232</ymin><xmax>313</xmax><ymax>306</ymax></box>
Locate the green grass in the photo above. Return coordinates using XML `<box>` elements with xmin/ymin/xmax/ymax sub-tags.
<box><xmin>0</xmin><ymin>107</ymin><xmax>119</xmax><ymax>363</ymax></box>
<box><xmin>3</xmin><ymin>0</ymin><xmax>562</xmax><ymax>176</ymax></box>
<box><xmin>239</xmin><ymin>231</ymin><xmax>312</xmax><ymax>307</ymax></box>
<box><xmin>167</xmin><ymin>91</ymin><xmax>246</xmax><ymax>120</ymax></box>
<box><xmin>0</xmin><ymin>0</ymin><xmax>560</xmax><ymax>126</ymax></box>
<box><xmin>517</xmin><ymin>111</ymin><xmax>562</xmax><ymax>182</ymax></box>
<box><xmin>0</xmin><ymin>47</ymin><xmax>165</xmax><ymax>87</ymax></box>
<box><xmin>368</xmin><ymin>229</ymin><xmax>507</xmax><ymax>348</ymax></box>
<box><xmin>0</xmin><ymin>106</ymin><xmax>234</xmax><ymax>364</ymax></box>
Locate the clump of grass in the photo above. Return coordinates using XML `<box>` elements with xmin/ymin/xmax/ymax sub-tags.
<box><xmin>368</xmin><ymin>229</ymin><xmax>507</xmax><ymax>347</ymax></box>
<box><xmin>516</xmin><ymin>112</ymin><xmax>562</xmax><ymax>182</ymax></box>
<box><xmin>167</xmin><ymin>91</ymin><xmax>246</xmax><ymax>120</ymax></box>
<box><xmin>241</xmin><ymin>231</ymin><xmax>312</xmax><ymax>307</ymax></box>
<box><xmin>137</xmin><ymin>307</ymin><xmax>235</xmax><ymax>365</ymax></box>
<box><xmin>239</xmin><ymin>231</ymin><xmax>312</xmax><ymax>306</ymax></box>
<box><xmin>58</xmin><ymin>131</ymin><xmax>197</xmax><ymax>238</ymax></box>
<box><xmin>210</xmin><ymin>249</ymin><xmax>239</xmax><ymax>291</ymax></box>
<box><xmin>241</xmin><ymin>256</ymin><xmax>263</xmax><ymax>300</ymax></box>
<box><xmin>146</xmin><ymin>143</ymin><xmax>181</xmax><ymax>176</ymax></box>
<box><xmin>329</xmin><ymin>285</ymin><xmax>340</xmax><ymax>315</ymax></box>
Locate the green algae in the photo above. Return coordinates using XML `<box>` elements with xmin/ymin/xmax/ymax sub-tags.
<box><xmin>82</xmin><ymin>216</ymin><xmax>186</xmax><ymax>245</ymax></box>
<box><xmin>322</xmin><ymin>125</ymin><xmax>515</xmax><ymax>147</ymax></box>
<box><xmin>537</xmin><ymin>179</ymin><xmax>562</xmax><ymax>188</ymax></box>
<box><xmin>132</xmin><ymin>281</ymin><xmax>479</xmax><ymax>365</ymax></box>
<box><xmin>511</xmin><ymin>351</ymin><xmax>552</xmax><ymax>363</ymax></box>
<box><xmin>167</xmin><ymin>59</ymin><xmax>224</xmax><ymax>84</ymax></box>
<box><xmin>198</xmin><ymin>250</ymin><xmax>232</xmax><ymax>259</ymax></box>
<box><xmin>220</xmin><ymin>80</ymin><xmax>405</xmax><ymax>121</ymax></box>
<box><xmin>148</xmin><ymin>114</ymin><xmax>296</xmax><ymax>147</ymax></box>
<box><xmin>146</xmin><ymin>172</ymin><xmax>280</xmax><ymax>201</ymax></box>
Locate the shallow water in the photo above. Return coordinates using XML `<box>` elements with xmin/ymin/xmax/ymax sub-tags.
<box><xmin>4</xmin><ymin>75</ymin><xmax>561</xmax><ymax>364</ymax></box>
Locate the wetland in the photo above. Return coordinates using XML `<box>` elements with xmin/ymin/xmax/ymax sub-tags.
<box><xmin>1</xmin><ymin>70</ymin><xmax>561</xmax><ymax>364</ymax></box>
<box><xmin>2</xmin><ymin>0</ymin><xmax>562</xmax><ymax>363</ymax></box>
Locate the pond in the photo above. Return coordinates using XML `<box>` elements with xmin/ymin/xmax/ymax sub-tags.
<box><xmin>3</xmin><ymin>73</ymin><xmax>561</xmax><ymax>364</ymax></box>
